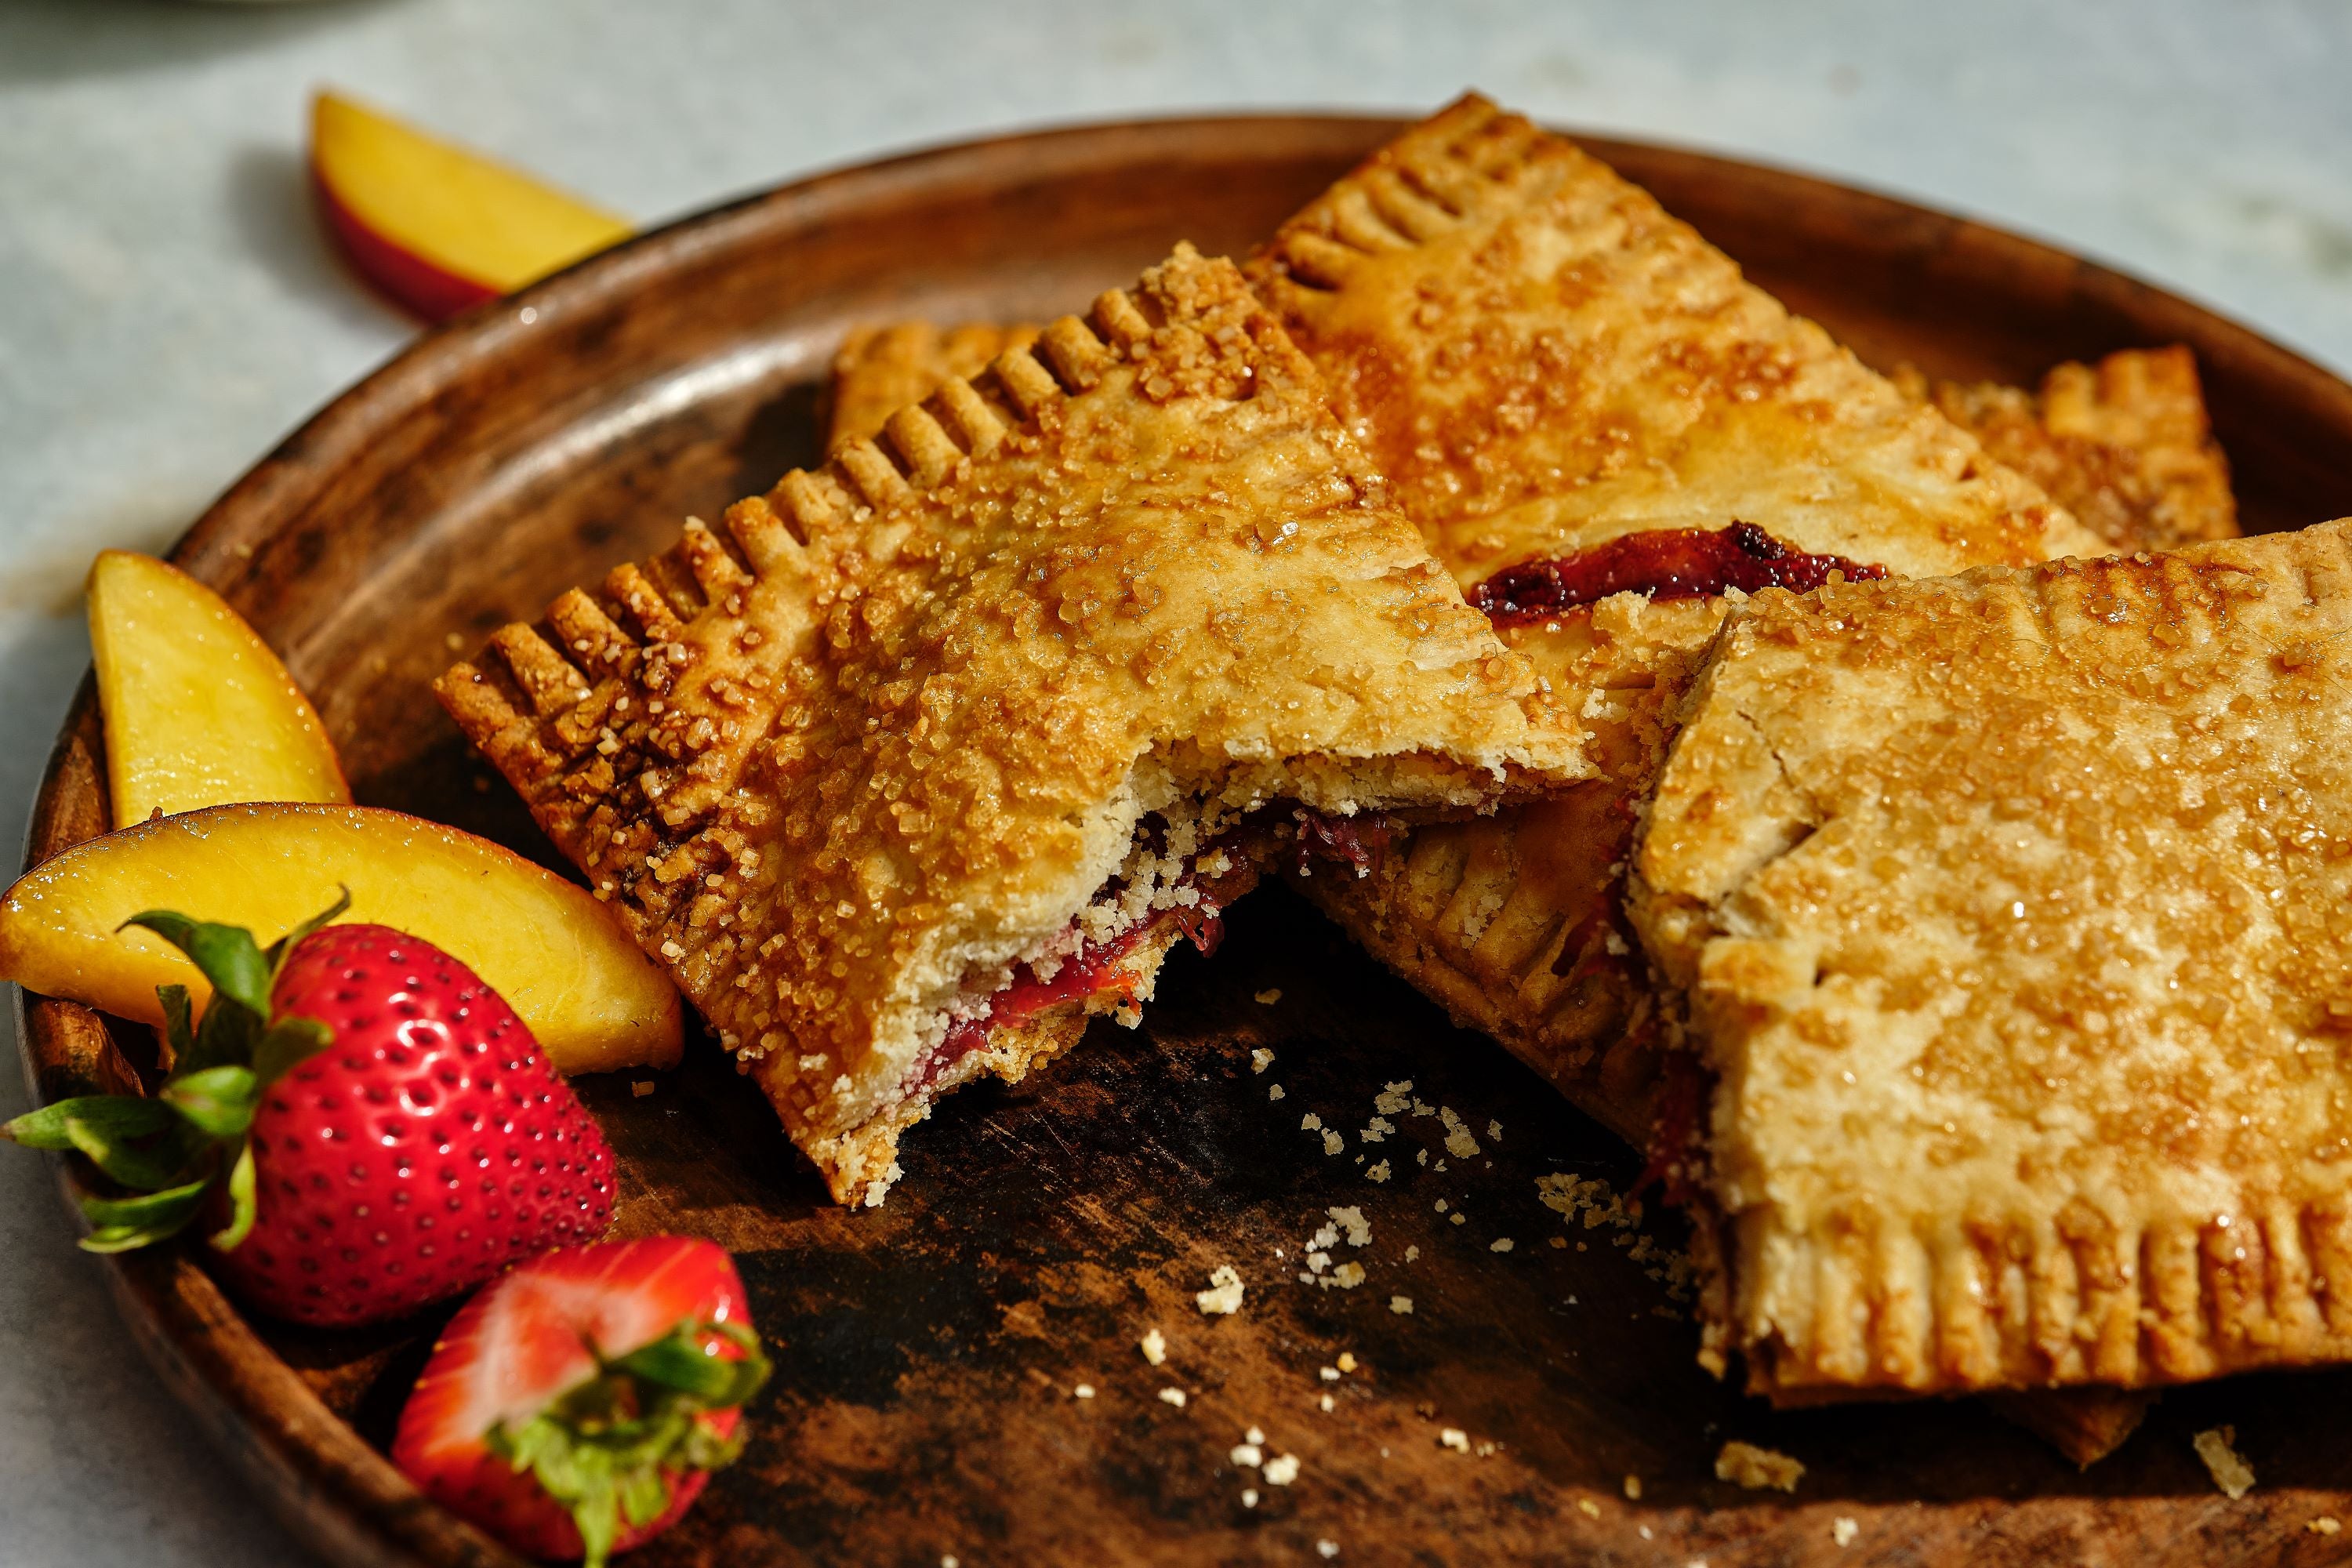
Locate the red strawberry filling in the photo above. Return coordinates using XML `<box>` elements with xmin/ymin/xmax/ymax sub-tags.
<box><xmin>1469</xmin><ymin>522</ymin><xmax>1887</xmax><ymax>628</ymax></box>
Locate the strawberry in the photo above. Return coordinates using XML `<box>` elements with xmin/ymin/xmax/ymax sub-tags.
<box><xmin>2</xmin><ymin>892</ymin><xmax>615</xmax><ymax>1326</ymax></box>
<box><xmin>393</xmin><ymin>1237</ymin><xmax>769</xmax><ymax>1566</ymax></box>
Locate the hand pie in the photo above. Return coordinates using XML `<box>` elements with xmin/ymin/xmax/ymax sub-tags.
<box><xmin>1900</xmin><ymin>345</ymin><xmax>2237</xmax><ymax>554</ymax></box>
<box><xmin>1632</xmin><ymin>521</ymin><xmax>2352</xmax><ymax>1397</ymax></box>
<box><xmin>827</xmin><ymin>321</ymin><xmax>1039</xmax><ymax>449</ymax></box>
<box><xmin>1241</xmin><ymin>91</ymin><xmax>2107</xmax><ymax>1146</ymax></box>
<box><xmin>439</xmin><ymin>245</ymin><xmax>1588</xmax><ymax>1207</ymax></box>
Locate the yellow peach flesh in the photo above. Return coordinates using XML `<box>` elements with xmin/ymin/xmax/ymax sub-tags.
<box><xmin>2</xmin><ymin>804</ymin><xmax>681</xmax><ymax>1075</ymax></box>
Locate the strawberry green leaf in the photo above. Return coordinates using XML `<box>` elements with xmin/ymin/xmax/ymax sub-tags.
<box><xmin>181</xmin><ymin>986</ymin><xmax>261</xmax><ymax>1077</ymax></box>
<box><xmin>252</xmin><ymin>1017</ymin><xmax>334</xmax><ymax>1087</ymax></box>
<box><xmin>162</xmin><ymin>1065</ymin><xmax>260</xmax><ymax>1139</ymax></box>
<box><xmin>64</xmin><ymin>1113</ymin><xmax>206</xmax><ymax>1191</ymax></box>
<box><xmin>157</xmin><ymin>984</ymin><xmax>196</xmax><ymax>1069</ymax></box>
<box><xmin>209</xmin><ymin>1140</ymin><xmax>258</xmax><ymax>1253</ymax></box>
<box><xmin>78</xmin><ymin>1174</ymin><xmax>211</xmax><ymax>1253</ymax></box>
<box><xmin>263</xmin><ymin>887</ymin><xmax>353</xmax><ymax>976</ymax></box>
<box><xmin>119</xmin><ymin>911</ymin><xmax>274</xmax><ymax>1018</ymax></box>
<box><xmin>484</xmin><ymin>1317</ymin><xmax>769</xmax><ymax>1568</ymax></box>
<box><xmin>2</xmin><ymin>1094</ymin><xmax>175</xmax><ymax>1150</ymax></box>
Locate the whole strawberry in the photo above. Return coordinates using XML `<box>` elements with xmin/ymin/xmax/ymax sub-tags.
<box><xmin>394</xmin><ymin>1237</ymin><xmax>768</xmax><ymax>1567</ymax></box>
<box><xmin>2</xmin><ymin>892</ymin><xmax>615</xmax><ymax>1326</ymax></box>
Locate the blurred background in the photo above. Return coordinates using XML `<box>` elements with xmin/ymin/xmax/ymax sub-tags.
<box><xmin>2</xmin><ymin>2</ymin><xmax>2347</xmax><ymax>1561</ymax></box>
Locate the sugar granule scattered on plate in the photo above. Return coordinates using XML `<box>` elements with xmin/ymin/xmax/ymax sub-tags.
<box><xmin>2310</xmin><ymin>1516</ymin><xmax>2342</xmax><ymax>1535</ymax></box>
<box><xmin>1301</xmin><ymin>1112</ymin><xmax>1322</xmax><ymax>1132</ymax></box>
<box><xmin>1240</xmin><ymin>1488</ymin><xmax>1258</xmax><ymax>1508</ymax></box>
<box><xmin>1230</xmin><ymin>1443</ymin><xmax>1263</xmax><ymax>1468</ymax></box>
<box><xmin>1139</xmin><ymin>1327</ymin><xmax>1167</xmax><ymax>1366</ymax></box>
<box><xmin>1073</xmin><ymin>1383</ymin><xmax>1095</xmax><ymax>1399</ymax></box>
<box><xmin>1439</xmin><ymin>1428</ymin><xmax>1470</xmax><ymax>1453</ymax></box>
<box><xmin>1319</xmin><ymin>1366</ymin><xmax>1341</xmax><ymax>1382</ymax></box>
<box><xmin>1319</xmin><ymin>1392</ymin><xmax>1335</xmax><ymax>1412</ymax></box>
<box><xmin>1323</xmin><ymin>1129</ymin><xmax>1345</xmax><ymax>1156</ymax></box>
<box><xmin>1157</xmin><ymin>1387</ymin><xmax>1188</xmax><ymax>1408</ymax></box>
<box><xmin>1832</xmin><ymin>1516</ymin><xmax>1858</xmax><ymax>1546</ymax></box>
<box><xmin>1196</xmin><ymin>1265</ymin><xmax>1246</xmax><ymax>1316</ymax></box>
<box><xmin>1251</xmin><ymin>1047</ymin><xmax>1276</xmax><ymax>1073</ymax></box>
<box><xmin>1623</xmin><ymin>1475</ymin><xmax>1642</xmax><ymax>1500</ymax></box>
<box><xmin>630</xmin><ymin>1080</ymin><xmax>655</xmax><ymax>1098</ymax></box>
<box><xmin>1575</xmin><ymin>1498</ymin><xmax>1601</xmax><ymax>1519</ymax></box>
<box><xmin>1715</xmin><ymin>1441</ymin><xmax>1805</xmax><ymax>1493</ymax></box>
<box><xmin>1490</xmin><ymin>1237</ymin><xmax>1515</xmax><ymax>1253</ymax></box>
<box><xmin>1390</xmin><ymin>1295</ymin><xmax>1414</xmax><ymax>1315</ymax></box>
<box><xmin>1403</xmin><ymin>1245</ymin><xmax>1419</xmax><ymax>1262</ymax></box>
<box><xmin>1317</xmin><ymin>1540</ymin><xmax>1339</xmax><ymax>1559</ymax></box>
<box><xmin>1269</xmin><ymin>1084</ymin><xmax>1287</xmax><ymax>1101</ymax></box>
<box><xmin>1367</xmin><ymin>1160</ymin><xmax>1392</xmax><ymax>1182</ymax></box>
<box><xmin>1337</xmin><ymin>1351</ymin><xmax>1358</xmax><ymax>1373</ymax></box>
<box><xmin>2193</xmin><ymin>1427</ymin><xmax>2255</xmax><ymax>1499</ymax></box>
<box><xmin>1247</xmin><ymin>1425</ymin><xmax>1265</xmax><ymax>1444</ymax></box>
<box><xmin>1327</xmin><ymin>1206</ymin><xmax>1371</xmax><ymax>1247</ymax></box>
<box><xmin>1262</xmin><ymin>1454</ymin><xmax>1300</xmax><ymax>1486</ymax></box>
<box><xmin>1254</xmin><ymin>988</ymin><xmax>1283</xmax><ymax>1005</ymax></box>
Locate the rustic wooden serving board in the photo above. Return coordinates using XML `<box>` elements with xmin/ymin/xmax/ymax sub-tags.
<box><xmin>20</xmin><ymin>116</ymin><xmax>2352</xmax><ymax>1568</ymax></box>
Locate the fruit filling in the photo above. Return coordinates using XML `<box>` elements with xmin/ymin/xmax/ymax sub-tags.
<box><xmin>909</xmin><ymin>802</ymin><xmax>1391</xmax><ymax>1093</ymax></box>
<box><xmin>1469</xmin><ymin>522</ymin><xmax>1888</xmax><ymax>628</ymax></box>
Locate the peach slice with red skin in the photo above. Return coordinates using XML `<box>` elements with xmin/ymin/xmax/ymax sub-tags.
<box><xmin>88</xmin><ymin>550</ymin><xmax>350</xmax><ymax>826</ymax></box>
<box><xmin>310</xmin><ymin>91</ymin><xmax>633</xmax><ymax>321</ymax></box>
<box><xmin>0</xmin><ymin>804</ymin><xmax>682</xmax><ymax>1075</ymax></box>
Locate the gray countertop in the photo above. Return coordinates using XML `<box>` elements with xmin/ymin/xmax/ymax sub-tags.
<box><xmin>2</xmin><ymin>2</ymin><xmax>2347</xmax><ymax>1562</ymax></box>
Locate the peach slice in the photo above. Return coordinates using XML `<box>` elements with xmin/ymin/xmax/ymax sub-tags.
<box><xmin>310</xmin><ymin>91</ymin><xmax>633</xmax><ymax>321</ymax></box>
<box><xmin>0</xmin><ymin>804</ymin><xmax>681</xmax><ymax>1074</ymax></box>
<box><xmin>88</xmin><ymin>550</ymin><xmax>350</xmax><ymax>826</ymax></box>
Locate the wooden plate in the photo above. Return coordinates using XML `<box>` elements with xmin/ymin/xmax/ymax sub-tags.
<box><xmin>20</xmin><ymin>116</ymin><xmax>2352</xmax><ymax>1568</ymax></box>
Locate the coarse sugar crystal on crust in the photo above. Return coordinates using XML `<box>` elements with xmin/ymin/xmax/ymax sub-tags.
<box><xmin>1630</xmin><ymin>521</ymin><xmax>2352</xmax><ymax>1399</ymax></box>
<box><xmin>438</xmin><ymin>245</ymin><xmax>1588</xmax><ymax>1207</ymax></box>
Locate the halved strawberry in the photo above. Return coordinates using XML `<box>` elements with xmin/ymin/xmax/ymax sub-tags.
<box><xmin>394</xmin><ymin>1237</ymin><xmax>769</xmax><ymax>1566</ymax></box>
<box><xmin>2</xmin><ymin>892</ymin><xmax>615</xmax><ymax>1325</ymax></box>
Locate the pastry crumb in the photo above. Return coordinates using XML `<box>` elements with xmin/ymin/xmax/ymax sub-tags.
<box><xmin>1328</xmin><ymin>1206</ymin><xmax>1372</xmax><ymax>1247</ymax></box>
<box><xmin>1549</xmin><ymin>1235</ymin><xmax>1566</xmax><ymax>1249</ymax></box>
<box><xmin>1139</xmin><ymin>1327</ymin><xmax>1167</xmax><ymax>1365</ymax></box>
<box><xmin>1490</xmin><ymin>1237</ymin><xmax>1515</xmax><ymax>1253</ymax></box>
<box><xmin>1251</xmin><ymin>1047</ymin><xmax>1276</xmax><ymax>1073</ymax></box>
<box><xmin>2310</xmin><ymin>1515</ymin><xmax>2341</xmax><ymax>1535</ymax></box>
<box><xmin>1247</xmin><ymin>1424</ymin><xmax>1265</xmax><ymax>1443</ymax></box>
<box><xmin>2193</xmin><ymin>1426</ymin><xmax>2254</xmax><ymax>1499</ymax></box>
<box><xmin>1486</xmin><ymin>1119</ymin><xmax>1503</xmax><ymax>1142</ymax></box>
<box><xmin>1336</xmin><ymin>1351</ymin><xmax>1358</xmax><ymax>1373</ymax></box>
<box><xmin>1450</xmin><ymin>1212</ymin><xmax>1465</xmax><ymax>1226</ymax></box>
<box><xmin>1433</xmin><ymin>1199</ymin><xmax>1447</xmax><ymax>1213</ymax></box>
<box><xmin>1301</xmin><ymin>1112</ymin><xmax>1323</xmax><ymax>1131</ymax></box>
<box><xmin>1623</xmin><ymin>1474</ymin><xmax>1642</xmax><ymax>1500</ymax></box>
<box><xmin>1715</xmin><ymin>1441</ymin><xmax>1805</xmax><ymax>1493</ymax></box>
<box><xmin>1230</xmin><ymin>1442</ymin><xmax>1263</xmax><ymax>1468</ymax></box>
<box><xmin>1439</xmin><ymin>1428</ymin><xmax>1470</xmax><ymax>1453</ymax></box>
<box><xmin>1319</xmin><ymin>1366</ymin><xmax>1341</xmax><ymax>1382</ymax></box>
<box><xmin>1367</xmin><ymin>1159</ymin><xmax>1392</xmax><ymax>1182</ymax></box>
<box><xmin>1404</xmin><ymin>1244</ymin><xmax>1419</xmax><ymax>1262</ymax></box>
<box><xmin>630</xmin><ymin>1080</ymin><xmax>655</xmax><ymax>1097</ymax></box>
<box><xmin>1389</xmin><ymin>1295</ymin><xmax>1414</xmax><ymax>1315</ymax></box>
<box><xmin>1196</xmin><ymin>1265</ymin><xmax>1246</xmax><ymax>1316</ymax></box>
<box><xmin>1269</xmin><ymin>1084</ymin><xmax>1287</xmax><ymax>1101</ymax></box>
<box><xmin>1157</xmin><ymin>1387</ymin><xmax>1188</xmax><ymax>1408</ymax></box>
<box><xmin>1323</xmin><ymin>1129</ymin><xmax>1345</xmax><ymax>1156</ymax></box>
<box><xmin>1438</xmin><ymin>1105</ymin><xmax>1481</xmax><ymax>1158</ymax></box>
<box><xmin>1255</xmin><ymin>988</ymin><xmax>1283</xmax><ymax>1005</ymax></box>
<box><xmin>1330</xmin><ymin>1261</ymin><xmax>1366</xmax><ymax>1288</ymax></box>
<box><xmin>1374</xmin><ymin>1081</ymin><xmax>1413</xmax><ymax>1115</ymax></box>
<box><xmin>1240</xmin><ymin>1488</ymin><xmax>1258</xmax><ymax>1508</ymax></box>
<box><xmin>1073</xmin><ymin>1383</ymin><xmax>1095</xmax><ymax>1399</ymax></box>
<box><xmin>1319</xmin><ymin>1392</ymin><xmax>1335</xmax><ymax>1412</ymax></box>
<box><xmin>1832</xmin><ymin>1516</ymin><xmax>1858</xmax><ymax>1546</ymax></box>
<box><xmin>1316</xmin><ymin>1541</ymin><xmax>1339</xmax><ymax>1559</ymax></box>
<box><xmin>1575</xmin><ymin>1498</ymin><xmax>1601</xmax><ymax>1519</ymax></box>
<box><xmin>1263</xmin><ymin>1453</ymin><xmax>1300</xmax><ymax>1486</ymax></box>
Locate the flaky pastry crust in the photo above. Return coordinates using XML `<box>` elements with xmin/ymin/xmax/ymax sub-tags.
<box><xmin>827</xmin><ymin>321</ymin><xmax>1040</xmax><ymax>449</ymax></box>
<box><xmin>1632</xmin><ymin>521</ymin><xmax>2352</xmax><ymax>1398</ymax></box>
<box><xmin>440</xmin><ymin>245</ymin><xmax>1588</xmax><ymax>1206</ymax></box>
<box><xmin>1901</xmin><ymin>346</ymin><xmax>2237</xmax><ymax>555</ymax></box>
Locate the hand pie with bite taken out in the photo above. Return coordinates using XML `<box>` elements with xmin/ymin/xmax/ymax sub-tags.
<box><xmin>439</xmin><ymin>245</ymin><xmax>1587</xmax><ymax>1207</ymax></box>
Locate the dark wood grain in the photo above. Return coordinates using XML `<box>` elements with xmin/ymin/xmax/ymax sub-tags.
<box><xmin>16</xmin><ymin>115</ymin><xmax>2352</xmax><ymax>1568</ymax></box>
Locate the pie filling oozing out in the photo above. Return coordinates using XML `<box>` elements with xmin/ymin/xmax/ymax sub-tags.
<box><xmin>439</xmin><ymin>244</ymin><xmax>1588</xmax><ymax>1208</ymax></box>
<box><xmin>1468</xmin><ymin>524</ymin><xmax>1887</xmax><ymax>628</ymax></box>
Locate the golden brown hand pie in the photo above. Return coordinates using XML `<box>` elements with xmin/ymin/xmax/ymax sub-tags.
<box><xmin>827</xmin><ymin>321</ymin><xmax>1040</xmax><ymax>449</ymax></box>
<box><xmin>1899</xmin><ymin>346</ymin><xmax>2237</xmax><ymax>554</ymax></box>
<box><xmin>1240</xmin><ymin>90</ymin><xmax>2104</xmax><ymax>1152</ymax></box>
<box><xmin>1631</xmin><ymin>521</ymin><xmax>2352</xmax><ymax>1399</ymax></box>
<box><xmin>439</xmin><ymin>245</ymin><xmax>1587</xmax><ymax>1207</ymax></box>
